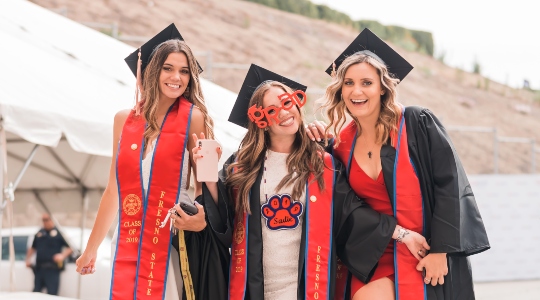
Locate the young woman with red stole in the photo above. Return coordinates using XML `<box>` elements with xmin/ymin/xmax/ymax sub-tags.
<box><xmin>307</xmin><ymin>29</ymin><xmax>490</xmax><ymax>300</ymax></box>
<box><xmin>193</xmin><ymin>64</ymin><xmax>429</xmax><ymax>300</ymax></box>
<box><xmin>75</xmin><ymin>24</ymin><xmax>228</xmax><ymax>300</ymax></box>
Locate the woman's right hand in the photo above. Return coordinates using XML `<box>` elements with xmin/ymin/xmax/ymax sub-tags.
<box><xmin>191</xmin><ymin>133</ymin><xmax>222</xmax><ymax>165</ymax></box>
<box><xmin>305</xmin><ymin>120</ymin><xmax>333</xmax><ymax>142</ymax></box>
<box><xmin>76</xmin><ymin>250</ymin><xmax>97</xmax><ymax>275</ymax></box>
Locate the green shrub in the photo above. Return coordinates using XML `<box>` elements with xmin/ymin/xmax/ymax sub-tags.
<box><xmin>242</xmin><ymin>0</ymin><xmax>434</xmax><ymax>56</ymax></box>
<box><xmin>473</xmin><ymin>59</ymin><xmax>481</xmax><ymax>74</ymax></box>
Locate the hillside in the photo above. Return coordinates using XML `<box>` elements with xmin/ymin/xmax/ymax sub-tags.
<box><xmin>30</xmin><ymin>0</ymin><xmax>540</xmax><ymax>174</ymax></box>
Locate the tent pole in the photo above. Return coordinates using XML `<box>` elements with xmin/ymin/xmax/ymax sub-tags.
<box><xmin>2</xmin><ymin>143</ymin><xmax>41</xmax><ymax>292</ymax></box>
<box><xmin>0</xmin><ymin>117</ymin><xmax>5</xmax><ymax>288</ymax></box>
<box><xmin>0</xmin><ymin>116</ymin><xmax>16</xmax><ymax>292</ymax></box>
<box><xmin>46</xmin><ymin>147</ymin><xmax>82</xmax><ymax>186</ymax></box>
<box><xmin>79</xmin><ymin>155</ymin><xmax>96</xmax><ymax>184</ymax></box>
<box><xmin>16</xmin><ymin>187</ymin><xmax>102</xmax><ymax>193</ymax></box>
<box><xmin>12</xmin><ymin>144</ymin><xmax>40</xmax><ymax>190</ymax></box>
<box><xmin>8</xmin><ymin>150</ymin><xmax>74</xmax><ymax>184</ymax></box>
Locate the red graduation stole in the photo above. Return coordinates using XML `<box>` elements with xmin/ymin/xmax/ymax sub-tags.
<box><xmin>229</xmin><ymin>153</ymin><xmax>336</xmax><ymax>300</ymax></box>
<box><xmin>111</xmin><ymin>98</ymin><xmax>193</xmax><ymax>300</ymax></box>
<box><xmin>333</xmin><ymin>107</ymin><xmax>425</xmax><ymax>300</ymax></box>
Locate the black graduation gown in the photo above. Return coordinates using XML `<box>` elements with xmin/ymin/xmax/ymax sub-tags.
<box><xmin>377</xmin><ymin>106</ymin><xmax>489</xmax><ymax>300</ymax></box>
<box><xmin>171</xmin><ymin>194</ymin><xmax>230</xmax><ymax>300</ymax></box>
<box><xmin>203</xmin><ymin>153</ymin><xmax>397</xmax><ymax>300</ymax></box>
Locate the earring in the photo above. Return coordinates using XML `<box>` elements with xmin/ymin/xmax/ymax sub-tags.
<box><xmin>264</xmin><ymin>127</ymin><xmax>268</xmax><ymax>131</ymax></box>
<box><xmin>381</xmin><ymin>90</ymin><xmax>385</xmax><ymax>95</ymax></box>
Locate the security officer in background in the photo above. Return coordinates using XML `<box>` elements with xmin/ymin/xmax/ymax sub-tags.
<box><xmin>25</xmin><ymin>213</ymin><xmax>72</xmax><ymax>295</ymax></box>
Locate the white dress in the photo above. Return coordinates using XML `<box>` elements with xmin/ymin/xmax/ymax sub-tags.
<box><xmin>111</xmin><ymin>140</ymin><xmax>190</xmax><ymax>299</ymax></box>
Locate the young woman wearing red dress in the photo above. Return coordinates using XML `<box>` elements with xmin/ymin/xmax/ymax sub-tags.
<box><xmin>307</xmin><ymin>29</ymin><xmax>490</xmax><ymax>300</ymax></box>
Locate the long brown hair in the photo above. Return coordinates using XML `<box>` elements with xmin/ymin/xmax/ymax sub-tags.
<box><xmin>227</xmin><ymin>81</ymin><xmax>326</xmax><ymax>215</ymax></box>
<box><xmin>321</xmin><ymin>53</ymin><xmax>401</xmax><ymax>147</ymax></box>
<box><xmin>140</xmin><ymin>40</ymin><xmax>214</xmax><ymax>142</ymax></box>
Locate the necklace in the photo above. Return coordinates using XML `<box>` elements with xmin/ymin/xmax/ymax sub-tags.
<box><xmin>263</xmin><ymin>150</ymin><xmax>269</xmax><ymax>201</ymax></box>
<box><xmin>361</xmin><ymin>133</ymin><xmax>374</xmax><ymax>159</ymax></box>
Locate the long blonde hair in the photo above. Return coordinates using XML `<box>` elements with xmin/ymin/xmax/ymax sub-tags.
<box><xmin>139</xmin><ymin>40</ymin><xmax>214</xmax><ymax>142</ymax></box>
<box><xmin>321</xmin><ymin>53</ymin><xmax>401</xmax><ymax>146</ymax></box>
<box><xmin>226</xmin><ymin>81</ymin><xmax>326</xmax><ymax>215</ymax></box>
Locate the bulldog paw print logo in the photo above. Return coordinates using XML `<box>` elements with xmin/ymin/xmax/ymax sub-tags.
<box><xmin>261</xmin><ymin>194</ymin><xmax>303</xmax><ymax>230</ymax></box>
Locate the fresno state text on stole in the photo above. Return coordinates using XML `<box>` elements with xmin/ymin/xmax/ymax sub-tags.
<box><xmin>146</xmin><ymin>190</ymin><xmax>168</xmax><ymax>296</ymax></box>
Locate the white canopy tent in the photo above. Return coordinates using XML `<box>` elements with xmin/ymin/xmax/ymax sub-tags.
<box><xmin>0</xmin><ymin>0</ymin><xmax>245</xmax><ymax>295</ymax></box>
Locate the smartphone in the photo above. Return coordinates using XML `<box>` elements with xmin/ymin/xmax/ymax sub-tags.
<box><xmin>196</xmin><ymin>139</ymin><xmax>220</xmax><ymax>182</ymax></box>
<box><xmin>174</xmin><ymin>201</ymin><xmax>198</xmax><ymax>216</ymax></box>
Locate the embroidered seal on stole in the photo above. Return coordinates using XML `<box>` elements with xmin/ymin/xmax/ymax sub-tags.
<box><xmin>234</xmin><ymin>222</ymin><xmax>245</xmax><ymax>244</ymax></box>
<box><xmin>122</xmin><ymin>194</ymin><xmax>142</xmax><ymax>216</ymax></box>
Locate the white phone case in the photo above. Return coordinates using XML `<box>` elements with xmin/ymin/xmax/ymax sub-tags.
<box><xmin>196</xmin><ymin>139</ymin><xmax>220</xmax><ymax>182</ymax></box>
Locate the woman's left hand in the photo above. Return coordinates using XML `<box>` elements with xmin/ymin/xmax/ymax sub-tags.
<box><xmin>416</xmin><ymin>253</ymin><xmax>448</xmax><ymax>286</ymax></box>
<box><xmin>171</xmin><ymin>202</ymin><xmax>206</xmax><ymax>232</ymax></box>
<box><xmin>399</xmin><ymin>229</ymin><xmax>430</xmax><ymax>261</ymax></box>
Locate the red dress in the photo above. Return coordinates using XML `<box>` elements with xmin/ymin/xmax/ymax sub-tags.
<box><xmin>349</xmin><ymin>157</ymin><xmax>395</xmax><ymax>296</ymax></box>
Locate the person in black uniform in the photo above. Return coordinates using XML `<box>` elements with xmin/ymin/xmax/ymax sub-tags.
<box><xmin>25</xmin><ymin>213</ymin><xmax>72</xmax><ymax>295</ymax></box>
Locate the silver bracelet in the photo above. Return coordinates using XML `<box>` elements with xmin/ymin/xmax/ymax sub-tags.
<box><xmin>396</xmin><ymin>227</ymin><xmax>409</xmax><ymax>243</ymax></box>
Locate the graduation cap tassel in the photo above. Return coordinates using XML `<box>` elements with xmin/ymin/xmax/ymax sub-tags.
<box><xmin>134</xmin><ymin>48</ymin><xmax>143</xmax><ymax>116</ymax></box>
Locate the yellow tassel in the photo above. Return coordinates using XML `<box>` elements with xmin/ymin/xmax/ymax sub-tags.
<box><xmin>179</xmin><ymin>230</ymin><xmax>195</xmax><ymax>300</ymax></box>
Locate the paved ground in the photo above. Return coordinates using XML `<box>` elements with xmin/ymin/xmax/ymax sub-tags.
<box><xmin>0</xmin><ymin>292</ymin><xmax>77</xmax><ymax>299</ymax></box>
<box><xmin>2</xmin><ymin>281</ymin><xmax>539</xmax><ymax>299</ymax></box>
<box><xmin>475</xmin><ymin>280</ymin><xmax>540</xmax><ymax>300</ymax></box>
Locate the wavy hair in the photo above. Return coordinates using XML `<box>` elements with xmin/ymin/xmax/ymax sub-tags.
<box><xmin>321</xmin><ymin>53</ymin><xmax>401</xmax><ymax>147</ymax></box>
<box><xmin>139</xmin><ymin>40</ymin><xmax>214</xmax><ymax>142</ymax></box>
<box><xmin>226</xmin><ymin>81</ymin><xmax>326</xmax><ymax>215</ymax></box>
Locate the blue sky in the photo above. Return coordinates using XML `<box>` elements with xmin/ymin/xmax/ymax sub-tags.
<box><xmin>311</xmin><ymin>0</ymin><xmax>540</xmax><ymax>89</ymax></box>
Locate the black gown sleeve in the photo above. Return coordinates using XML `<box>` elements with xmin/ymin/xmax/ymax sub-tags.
<box><xmin>420</xmin><ymin>108</ymin><xmax>490</xmax><ymax>256</ymax></box>
<box><xmin>172</xmin><ymin>154</ymin><xmax>238</xmax><ymax>300</ymax></box>
<box><xmin>332</xmin><ymin>157</ymin><xmax>397</xmax><ymax>283</ymax></box>
<box><xmin>201</xmin><ymin>154</ymin><xmax>236</xmax><ymax>248</ymax></box>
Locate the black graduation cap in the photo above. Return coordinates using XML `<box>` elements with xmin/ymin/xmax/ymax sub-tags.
<box><xmin>228</xmin><ymin>64</ymin><xmax>307</xmax><ymax>128</ymax></box>
<box><xmin>325</xmin><ymin>28</ymin><xmax>413</xmax><ymax>82</ymax></box>
<box><xmin>124</xmin><ymin>23</ymin><xmax>202</xmax><ymax>77</ymax></box>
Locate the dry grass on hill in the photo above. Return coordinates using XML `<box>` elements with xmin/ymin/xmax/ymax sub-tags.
<box><xmin>31</xmin><ymin>0</ymin><xmax>540</xmax><ymax>174</ymax></box>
